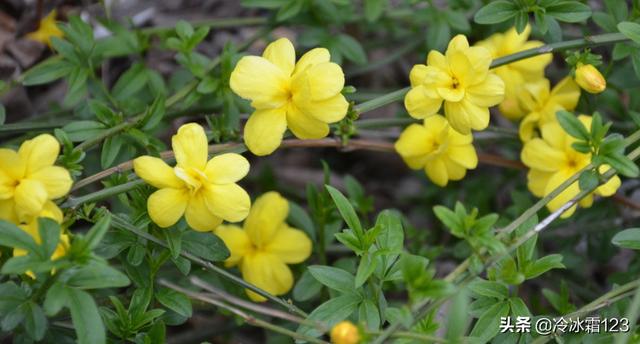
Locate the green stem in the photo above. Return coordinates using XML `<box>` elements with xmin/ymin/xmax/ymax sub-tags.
<box><xmin>615</xmin><ymin>282</ymin><xmax>640</xmax><ymax>344</ymax></box>
<box><xmin>0</xmin><ymin>120</ymin><xmax>72</xmax><ymax>133</ymax></box>
<box><xmin>62</xmin><ymin>179</ymin><xmax>144</xmax><ymax>208</ymax></box>
<box><xmin>142</xmin><ymin>17</ymin><xmax>269</xmax><ymax>35</ymax></box>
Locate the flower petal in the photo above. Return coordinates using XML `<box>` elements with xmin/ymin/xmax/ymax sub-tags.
<box><xmin>0</xmin><ymin>149</ymin><xmax>25</xmax><ymax>180</ymax></box>
<box><xmin>465</xmin><ymin>73</ymin><xmax>505</xmax><ymax>107</ymax></box>
<box><xmin>295</xmin><ymin>93</ymin><xmax>349</xmax><ymax>123</ymax></box>
<box><xmin>172</xmin><ymin>123</ymin><xmax>209</xmax><ymax>171</ymax></box>
<box><xmin>18</xmin><ymin>134</ymin><xmax>60</xmax><ymax>176</ymax></box>
<box><xmin>241</xmin><ymin>253</ymin><xmax>293</xmax><ymax>301</ymax></box>
<box><xmin>230</xmin><ymin>56</ymin><xmax>289</xmax><ymax>109</ymax></box>
<box><xmin>550</xmin><ymin>77</ymin><xmax>580</xmax><ymax>110</ymax></box>
<box><xmin>262</xmin><ymin>38</ymin><xmax>296</xmax><ymax>76</ymax></box>
<box><xmin>185</xmin><ymin>191</ymin><xmax>222</xmax><ymax>232</ymax></box>
<box><xmin>409</xmin><ymin>64</ymin><xmax>429</xmax><ymax>86</ymax></box>
<box><xmin>286</xmin><ymin>104</ymin><xmax>330</xmax><ymax>139</ymax></box>
<box><xmin>0</xmin><ymin>199</ymin><xmax>17</xmax><ymax>223</ymax></box>
<box><xmin>444</xmin><ymin>99</ymin><xmax>490</xmax><ymax>134</ymax></box>
<box><xmin>427</xmin><ymin>51</ymin><xmax>446</xmax><ymax>70</ymax></box>
<box><xmin>244</xmin><ymin>108</ymin><xmax>288</xmax><ymax>156</ymax></box>
<box><xmin>133</xmin><ymin>156</ymin><xmax>183</xmax><ymax>189</ymax></box>
<box><xmin>443</xmin><ymin>158</ymin><xmax>467</xmax><ymax>181</ymax></box>
<box><xmin>447</xmin><ymin>145</ymin><xmax>478</xmax><ymax>169</ymax></box>
<box><xmin>244</xmin><ymin>191</ymin><xmax>288</xmax><ymax>247</ymax></box>
<box><xmin>29</xmin><ymin>166</ymin><xmax>72</xmax><ymax>199</ymax></box>
<box><xmin>305</xmin><ymin>62</ymin><xmax>345</xmax><ymax>101</ymax></box>
<box><xmin>15</xmin><ymin>179</ymin><xmax>47</xmax><ymax>221</ymax></box>
<box><xmin>545</xmin><ymin>170</ymin><xmax>580</xmax><ymax>216</ymax></box>
<box><xmin>265</xmin><ymin>225</ymin><xmax>312</xmax><ymax>264</ymax></box>
<box><xmin>0</xmin><ymin>169</ymin><xmax>14</xmax><ymax>200</ymax></box>
<box><xmin>527</xmin><ymin>169</ymin><xmax>553</xmax><ymax>197</ymax></box>
<box><xmin>203</xmin><ymin>183</ymin><xmax>251</xmax><ymax>222</ymax></box>
<box><xmin>214</xmin><ymin>224</ymin><xmax>251</xmax><ymax>267</ymax></box>
<box><xmin>395</xmin><ymin>124</ymin><xmax>433</xmax><ymax>169</ymax></box>
<box><xmin>404</xmin><ymin>86</ymin><xmax>442</xmax><ymax>119</ymax></box>
<box><xmin>294</xmin><ymin>48</ymin><xmax>330</xmax><ymax>74</ymax></box>
<box><xmin>205</xmin><ymin>153</ymin><xmax>250</xmax><ymax>184</ymax></box>
<box><xmin>521</xmin><ymin>139</ymin><xmax>565</xmax><ymax>172</ymax></box>
<box><xmin>596</xmin><ymin>165</ymin><xmax>621</xmax><ymax>197</ymax></box>
<box><xmin>425</xmin><ymin>158</ymin><xmax>448</xmax><ymax>187</ymax></box>
<box><xmin>147</xmin><ymin>188</ymin><xmax>188</xmax><ymax>228</ymax></box>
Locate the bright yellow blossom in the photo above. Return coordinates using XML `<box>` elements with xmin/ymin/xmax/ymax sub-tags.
<box><xmin>575</xmin><ymin>63</ymin><xmax>606</xmax><ymax>94</ymax></box>
<box><xmin>330</xmin><ymin>321</ymin><xmax>360</xmax><ymax>344</ymax></box>
<box><xmin>133</xmin><ymin>123</ymin><xmax>251</xmax><ymax>231</ymax></box>
<box><xmin>405</xmin><ymin>34</ymin><xmax>505</xmax><ymax>135</ymax></box>
<box><xmin>476</xmin><ymin>26</ymin><xmax>552</xmax><ymax>120</ymax></box>
<box><xmin>214</xmin><ymin>192</ymin><xmax>312</xmax><ymax>302</ymax></box>
<box><xmin>0</xmin><ymin>134</ymin><xmax>72</xmax><ymax>223</ymax></box>
<box><xmin>521</xmin><ymin>115</ymin><xmax>620</xmax><ymax>218</ymax></box>
<box><xmin>26</xmin><ymin>10</ymin><xmax>64</xmax><ymax>47</ymax></box>
<box><xmin>230</xmin><ymin>38</ymin><xmax>349</xmax><ymax>156</ymax></box>
<box><xmin>518</xmin><ymin>77</ymin><xmax>581</xmax><ymax>141</ymax></box>
<box><xmin>395</xmin><ymin>115</ymin><xmax>478</xmax><ymax>187</ymax></box>
<box><xmin>13</xmin><ymin>202</ymin><xmax>70</xmax><ymax>262</ymax></box>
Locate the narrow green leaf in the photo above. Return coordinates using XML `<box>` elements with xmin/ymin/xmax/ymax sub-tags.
<box><xmin>469</xmin><ymin>301</ymin><xmax>510</xmax><ymax>342</ymax></box>
<box><xmin>0</xmin><ymin>220</ymin><xmax>39</xmax><ymax>253</ymax></box>
<box><xmin>556</xmin><ymin>110</ymin><xmax>590</xmax><ymax>141</ymax></box>
<box><xmin>67</xmin><ymin>263</ymin><xmax>131</xmax><ymax>289</ymax></box>
<box><xmin>602</xmin><ymin>153</ymin><xmax>640</xmax><ymax>177</ymax></box>
<box><xmin>364</xmin><ymin>0</ymin><xmax>386</xmax><ymax>22</ymax></box>
<box><xmin>612</xmin><ymin>228</ymin><xmax>640</xmax><ymax>250</ymax></box>
<box><xmin>297</xmin><ymin>293</ymin><xmax>361</xmax><ymax>338</ymax></box>
<box><xmin>181</xmin><ymin>231</ymin><xmax>229</xmax><ymax>261</ymax></box>
<box><xmin>469</xmin><ymin>279</ymin><xmax>509</xmax><ymax>300</ymax></box>
<box><xmin>326</xmin><ymin>185</ymin><xmax>363</xmax><ymax>236</ymax></box>
<box><xmin>308</xmin><ymin>265</ymin><xmax>355</xmax><ymax>293</ymax></box>
<box><xmin>22</xmin><ymin>57</ymin><xmax>75</xmax><ymax>86</ymax></box>
<box><xmin>474</xmin><ymin>1</ymin><xmax>518</xmax><ymax>24</ymax></box>
<box><xmin>101</xmin><ymin>134</ymin><xmax>124</xmax><ymax>168</ymax></box>
<box><xmin>66</xmin><ymin>288</ymin><xmax>106</xmax><ymax>344</ymax></box>
<box><xmin>23</xmin><ymin>302</ymin><xmax>47</xmax><ymax>341</ymax></box>
<box><xmin>156</xmin><ymin>288</ymin><xmax>192</xmax><ymax>317</ymax></box>
<box><xmin>524</xmin><ymin>254</ymin><xmax>565</xmax><ymax>279</ymax></box>
<box><xmin>618</xmin><ymin>21</ymin><xmax>640</xmax><ymax>45</ymax></box>
<box><xmin>358</xmin><ymin>299</ymin><xmax>380</xmax><ymax>330</ymax></box>
<box><xmin>337</xmin><ymin>34</ymin><xmax>368</xmax><ymax>65</ymax></box>
<box><xmin>546</xmin><ymin>1</ymin><xmax>592</xmax><ymax>22</ymax></box>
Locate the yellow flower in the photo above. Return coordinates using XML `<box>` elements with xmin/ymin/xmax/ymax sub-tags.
<box><xmin>13</xmin><ymin>202</ymin><xmax>70</xmax><ymax>262</ymax></box>
<box><xmin>394</xmin><ymin>115</ymin><xmax>478</xmax><ymax>187</ymax></box>
<box><xmin>518</xmin><ymin>77</ymin><xmax>581</xmax><ymax>142</ymax></box>
<box><xmin>214</xmin><ymin>192</ymin><xmax>312</xmax><ymax>302</ymax></box>
<box><xmin>0</xmin><ymin>134</ymin><xmax>73</xmax><ymax>223</ymax></box>
<box><xmin>521</xmin><ymin>115</ymin><xmax>620</xmax><ymax>218</ymax></box>
<box><xmin>575</xmin><ymin>63</ymin><xmax>606</xmax><ymax>94</ymax></box>
<box><xmin>330</xmin><ymin>321</ymin><xmax>360</xmax><ymax>344</ymax></box>
<box><xmin>133</xmin><ymin>123</ymin><xmax>251</xmax><ymax>231</ymax></box>
<box><xmin>476</xmin><ymin>26</ymin><xmax>552</xmax><ymax>120</ymax></box>
<box><xmin>26</xmin><ymin>10</ymin><xmax>64</xmax><ymax>47</ymax></box>
<box><xmin>404</xmin><ymin>34</ymin><xmax>505</xmax><ymax>135</ymax></box>
<box><xmin>230</xmin><ymin>38</ymin><xmax>349</xmax><ymax>156</ymax></box>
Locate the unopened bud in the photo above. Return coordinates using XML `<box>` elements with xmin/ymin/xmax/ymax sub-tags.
<box><xmin>330</xmin><ymin>321</ymin><xmax>360</xmax><ymax>344</ymax></box>
<box><xmin>575</xmin><ymin>63</ymin><xmax>606</xmax><ymax>94</ymax></box>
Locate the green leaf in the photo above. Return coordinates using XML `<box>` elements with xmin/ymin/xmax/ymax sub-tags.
<box><xmin>0</xmin><ymin>282</ymin><xmax>28</xmax><ymax>313</ymax></box>
<box><xmin>66</xmin><ymin>288</ymin><xmax>106</xmax><ymax>344</ymax></box>
<box><xmin>101</xmin><ymin>134</ymin><xmax>124</xmax><ymax>168</ymax></box>
<box><xmin>23</xmin><ymin>302</ymin><xmax>47</xmax><ymax>341</ymax></box>
<box><xmin>336</xmin><ymin>34</ymin><xmax>368</xmax><ymax>65</ymax></box>
<box><xmin>66</xmin><ymin>263</ymin><xmax>131</xmax><ymax>289</ymax></box>
<box><xmin>141</xmin><ymin>96</ymin><xmax>166</xmax><ymax>131</ymax></box>
<box><xmin>112</xmin><ymin>63</ymin><xmax>148</xmax><ymax>100</ymax></box>
<box><xmin>375</xmin><ymin>210</ymin><xmax>404</xmax><ymax>251</ymax></box>
<box><xmin>22</xmin><ymin>57</ymin><xmax>75</xmax><ymax>86</ymax></box>
<box><xmin>44</xmin><ymin>282</ymin><xmax>67</xmax><ymax>316</ymax></box>
<box><xmin>0</xmin><ymin>220</ymin><xmax>39</xmax><ymax>254</ymax></box>
<box><xmin>524</xmin><ymin>254</ymin><xmax>565</xmax><ymax>279</ymax></box>
<box><xmin>326</xmin><ymin>185</ymin><xmax>363</xmax><ymax>237</ymax></box>
<box><xmin>355</xmin><ymin>253</ymin><xmax>378</xmax><ymax>288</ymax></box>
<box><xmin>164</xmin><ymin>227</ymin><xmax>183</xmax><ymax>260</ymax></box>
<box><xmin>509</xmin><ymin>297</ymin><xmax>531</xmax><ymax>317</ymax></box>
<box><xmin>546</xmin><ymin>1</ymin><xmax>592</xmax><ymax>22</ymax></box>
<box><xmin>84</xmin><ymin>214</ymin><xmax>111</xmax><ymax>251</ymax></box>
<box><xmin>0</xmin><ymin>104</ymin><xmax>5</xmax><ymax>125</ymax></box>
<box><xmin>364</xmin><ymin>0</ymin><xmax>386</xmax><ymax>22</ymax></box>
<box><xmin>618</xmin><ymin>22</ymin><xmax>640</xmax><ymax>45</ymax></box>
<box><xmin>474</xmin><ymin>1</ymin><xmax>518</xmax><ymax>24</ymax></box>
<box><xmin>602</xmin><ymin>153</ymin><xmax>640</xmax><ymax>178</ymax></box>
<box><xmin>469</xmin><ymin>301</ymin><xmax>510</xmax><ymax>342</ymax></box>
<box><xmin>288</xmin><ymin>201</ymin><xmax>315</xmax><ymax>241</ymax></box>
<box><xmin>175</xmin><ymin>20</ymin><xmax>194</xmax><ymax>39</ymax></box>
<box><xmin>515</xmin><ymin>215</ymin><xmax>538</xmax><ymax>269</ymax></box>
<box><xmin>181</xmin><ymin>231</ymin><xmax>230</xmax><ymax>261</ymax></box>
<box><xmin>612</xmin><ymin>228</ymin><xmax>640</xmax><ymax>250</ymax></box>
<box><xmin>433</xmin><ymin>205</ymin><xmax>463</xmax><ymax>237</ymax></box>
<box><xmin>277</xmin><ymin>0</ymin><xmax>304</xmax><ymax>21</ymax></box>
<box><xmin>335</xmin><ymin>229</ymin><xmax>364</xmax><ymax>254</ymax></box>
<box><xmin>578</xmin><ymin>169</ymin><xmax>599</xmax><ymax>191</ymax></box>
<box><xmin>62</xmin><ymin>120</ymin><xmax>107</xmax><ymax>142</ymax></box>
<box><xmin>445</xmin><ymin>10</ymin><xmax>471</xmax><ymax>31</ymax></box>
<box><xmin>38</xmin><ymin>218</ymin><xmax>60</xmax><ymax>259</ymax></box>
<box><xmin>556</xmin><ymin>110</ymin><xmax>590</xmax><ymax>141</ymax></box>
<box><xmin>293</xmin><ymin>270</ymin><xmax>323</xmax><ymax>301</ymax></box>
<box><xmin>469</xmin><ymin>279</ymin><xmax>509</xmax><ymax>300</ymax></box>
<box><xmin>156</xmin><ymin>288</ymin><xmax>192</xmax><ymax>317</ymax></box>
<box><xmin>308</xmin><ymin>265</ymin><xmax>355</xmax><ymax>293</ymax></box>
<box><xmin>358</xmin><ymin>299</ymin><xmax>380</xmax><ymax>330</ymax></box>
<box><xmin>297</xmin><ymin>293</ymin><xmax>361</xmax><ymax>338</ymax></box>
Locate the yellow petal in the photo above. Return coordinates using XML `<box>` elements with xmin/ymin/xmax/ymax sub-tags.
<box><xmin>425</xmin><ymin>158</ymin><xmax>448</xmax><ymax>187</ymax></box>
<box><xmin>230</xmin><ymin>56</ymin><xmax>289</xmax><ymax>109</ymax></box>
<box><xmin>294</xmin><ymin>48</ymin><xmax>330</xmax><ymax>74</ymax></box>
<box><xmin>446</xmin><ymin>35</ymin><xmax>469</xmax><ymax>55</ymax></box>
<box><xmin>404</xmin><ymin>86</ymin><xmax>442</xmax><ymax>119</ymax></box>
<box><xmin>205</xmin><ymin>153</ymin><xmax>250</xmax><ymax>184</ymax></box>
<box><xmin>25</xmin><ymin>10</ymin><xmax>63</xmax><ymax>47</ymax></box>
<box><xmin>286</xmin><ymin>104</ymin><xmax>330</xmax><ymax>139</ymax></box>
<box><xmin>549</xmin><ymin>77</ymin><xmax>580</xmax><ymax>110</ymax></box>
<box><xmin>545</xmin><ymin>170</ymin><xmax>580</xmax><ymax>215</ymax></box>
<box><xmin>447</xmin><ymin>145</ymin><xmax>478</xmax><ymax>169</ymax></box>
<box><xmin>185</xmin><ymin>191</ymin><xmax>222</xmax><ymax>232</ymax></box>
<box><xmin>521</xmin><ymin>139</ymin><xmax>565</xmax><ymax>172</ymax></box>
<box><xmin>0</xmin><ymin>199</ymin><xmax>17</xmax><ymax>223</ymax></box>
<box><xmin>133</xmin><ymin>156</ymin><xmax>184</xmax><ymax>189</ymax></box>
<box><xmin>241</xmin><ymin>253</ymin><xmax>293</xmax><ymax>301</ymax></box>
<box><xmin>395</xmin><ymin>124</ymin><xmax>433</xmax><ymax>169</ymax></box>
<box><xmin>0</xmin><ymin>149</ymin><xmax>25</xmax><ymax>180</ymax></box>
<box><xmin>527</xmin><ymin>169</ymin><xmax>553</xmax><ymax>197</ymax></box>
<box><xmin>409</xmin><ymin>64</ymin><xmax>429</xmax><ymax>86</ymax></box>
<box><xmin>465</xmin><ymin>73</ymin><xmax>505</xmax><ymax>107</ymax></box>
<box><xmin>41</xmin><ymin>201</ymin><xmax>63</xmax><ymax>223</ymax></box>
<box><xmin>0</xmin><ymin>169</ymin><xmax>14</xmax><ymax>200</ymax></box>
<box><xmin>262</xmin><ymin>38</ymin><xmax>296</xmax><ymax>76</ymax></box>
<box><xmin>519</xmin><ymin>112</ymin><xmax>541</xmax><ymax>142</ymax></box>
<box><xmin>244</xmin><ymin>191</ymin><xmax>289</xmax><ymax>247</ymax></box>
<box><xmin>444</xmin><ymin>99</ymin><xmax>489</xmax><ymax>134</ymax></box>
<box><xmin>244</xmin><ymin>108</ymin><xmax>288</xmax><ymax>156</ymax></box>
<box><xmin>172</xmin><ymin>123</ymin><xmax>208</xmax><ymax>171</ymax></box>
<box><xmin>465</xmin><ymin>46</ymin><xmax>492</xmax><ymax>77</ymax></box>
<box><xmin>28</xmin><ymin>166</ymin><xmax>72</xmax><ymax>199</ymax></box>
<box><xmin>437</xmin><ymin>86</ymin><xmax>465</xmax><ymax>102</ymax></box>
<box><xmin>14</xmin><ymin>179</ymin><xmax>47</xmax><ymax>221</ymax></box>
<box><xmin>203</xmin><ymin>183</ymin><xmax>251</xmax><ymax>222</ymax></box>
<box><xmin>18</xmin><ymin>134</ymin><xmax>60</xmax><ymax>176</ymax></box>
<box><xmin>265</xmin><ymin>225</ymin><xmax>312</xmax><ymax>264</ymax></box>
<box><xmin>443</xmin><ymin>157</ymin><xmax>467</xmax><ymax>181</ymax></box>
<box><xmin>214</xmin><ymin>224</ymin><xmax>251</xmax><ymax>267</ymax></box>
<box><xmin>295</xmin><ymin>93</ymin><xmax>349</xmax><ymax>123</ymax></box>
<box><xmin>595</xmin><ymin>165</ymin><xmax>621</xmax><ymax>197</ymax></box>
<box><xmin>304</xmin><ymin>62</ymin><xmax>345</xmax><ymax>101</ymax></box>
<box><xmin>147</xmin><ymin>188</ymin><xmax>188</xmax><ymax>228</ymax></box>
<box><xmin>427</xmin><ymin>51</ymin><xmax>447</xmax><ymax>70</ymax></box>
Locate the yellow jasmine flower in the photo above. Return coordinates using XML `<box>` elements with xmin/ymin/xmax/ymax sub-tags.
<box><xmin>476</xmin><ymin>26</ymin><xmax>552</xmax><ymax>120</ymax></box>
<box><xmin>394</xmin><ymin>115</ymin><xmax>478</xmax><ymax>187</ymax></box>
<box><xmin>575</xmin><ymin>63</ymin><xmax>606</xmax><ymax>94</ymax></box>
<box><xmin>230</xmin><ymin>38</ymin><xmax>349</xmax><ymax>156</ymax></box>
<box><xmin>133</xmin><ymin>123</ymin><xmax>251</xmax><ymax>231</ymax></box>
<box><xmin>26</xmin><ymin>10</ymin><xmax>64</xmax><ymax>47</ymax></box>
<box><xmin>330</xmin><ymin>321</ymin><xmax>361</xmax><ymax>344</ymax></box>
<box><xmin>0</xmin><ymin>134</ymin><xmax>73</xmax><ymax>223</ymax></box>
<box><xmin>214</xmin><ymin>192</ymin><xmax>312</xmax><ymax>302</ymax></box>
<box><xmin>521</xmin><ymin>115</ymin><xmax>620</xmax><ymax>218</ymax></box>
<box><xmin>518</xmin><ymin>77</ymin><xmax>581</xmax><ymax>142</ymax></box>
<box><xmin>13</xmin><ymin>202</ymin><xmax>70</xmax><ymax>262</ymax></box>
<box><xmin>404</xmin><ymin>34</ymin><xmax>505</xmax><ymax>135</ymax></box>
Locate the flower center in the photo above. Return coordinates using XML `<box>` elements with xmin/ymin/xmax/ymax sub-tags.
<box><xmin>174</xmin><ymin>166</ymin><xmax>208</xmax><ymax>193</ymax></box>
<box><xmin>451</xmin><ymin>76</ymin><xmax>460</xmax><ymax>89</ymax></box>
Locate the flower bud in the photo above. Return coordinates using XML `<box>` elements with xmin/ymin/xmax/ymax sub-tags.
<box><xmin>330</xmin><ymin>321</ymin><xmax>360</xmax><ymax>344</ymax></box>
<box><xmin>575</xmin><ymin>63</ymin><xmax>606</xmax><ymax>94</ymax></box>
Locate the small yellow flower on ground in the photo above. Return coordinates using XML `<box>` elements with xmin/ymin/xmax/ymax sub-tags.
<box><xmin>575</xmin><ymin>63</ymin><xmax>606</xmax><ymax>94</ymax></box>
<box><xmin>404</xmin><ymin>34</ymin><xmax>505</xmax><ymax>134</ymax></box>
<box><xmin>230</xmin><ymin>38</ymin><xmax>349</xmax><ymax>156</ymax></box>
<box><xmin>518</xmin><ymin>77</ymin><xmax>581</xmax><ymax>142</ymax></box>
<box><xmin>476</xmin><ymin>26</ymin><xmax>552</xmax><ymax>120</ymax></box>
<box><xmin>26</xmin><ymin>10</ymin><xmax>64</xmax><ymax>47</ymax></box>
<box><xmin>13</xmin><ymin>202</ymin><xmax>70</xmax><ymax>261</ymax></box>
<box><xmin>394</xmin><ymin>115</ymin><xmax>478</xmax><ymax>187</ymax></box>
<box><xmin>214</xmin><ymin>191</ymin><xmax>312</xmax><ymax>302</ymax></box>
<box><xmin>521</xmin><ymin>115</ymin><xmax>620</xmax><ymax>218</ymax></box>
<box><xmin>330</xmin><ymin>321</ymin><xmax>360</xmax><ymax>344</ymax></box>
<box><xmin>133</xmin><ymin>123</ymin><xmax>251</xmax><ymax>231</ymax></box>
<box><xmin>0</xmin><ymin>134</ymin><xmax>73</xmax><ymax>223</ymax></box>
